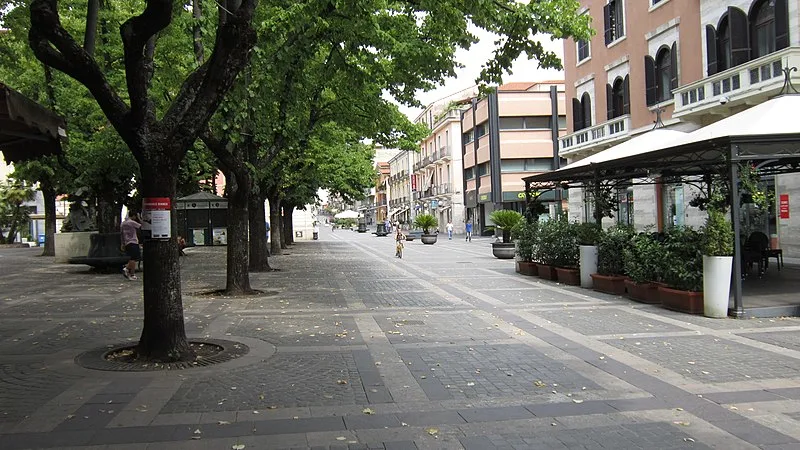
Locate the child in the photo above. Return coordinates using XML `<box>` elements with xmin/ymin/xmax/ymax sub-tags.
<box><xmin>395</xmin><ymin>229</ymin><xmax>406</xmax><ymax>258</ymax></box>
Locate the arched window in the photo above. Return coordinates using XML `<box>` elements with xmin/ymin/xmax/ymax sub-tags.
<box><xmin>750</xmin><ymin>0</ymin><xmax>776</xmax><ymax>58</ymax></box>
<box><xmin>655</xmin><ymin>47</ymin><xmax>672</xmax><ymax>102</ymax></box>
<box><xmin>581</xmin><ymin>92</ymin><xmax>592</xmax><ymax>129</ymax></box>
<box><xmin>717</xmin><ymin>16</ymin><xmax>731</xmax><ymax>71</ymax></box>
<box><xmin>612</xmin><ymin>78</ymin><xmax>625</xmax><ymax>118</ymax></box>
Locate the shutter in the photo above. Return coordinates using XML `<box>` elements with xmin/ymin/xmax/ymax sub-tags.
<box><xmin>705</xmin><ymin>25</ymin><xmax>718</xmax><ymax>76</ymax></box>
<box><xmin>582</xmin><ymin>94</ymin><xmax>593</xmax><ymax>128</ymax></box>
<box><xmin>622</xmin><ymin>75</ymin><xmax>630</xmax><ymax>115</ymax></box>
<box><xmin>728</xmin><ymin>7</ymin><xmax>750</xmax><ymax>67</ymax></box>
<box><xmin>644</xmin><ymin>55</ymin><xmax>656</xmax><ymax>106</ymax></box>
<box><xmin>775</xmin><ymin>0</ymin><xmax>789</xmax><ymax>50</ymax></box>
<box><xmin>572</xmin><ymin>98</ymin><xmax>583</xmax><ymax>131</ymax></box>
<box><xmin>606</xmin><ymin>83</ymin><xmax>614</xmax><ymax>119</ymax></box>
<box><xmin>670</xmin><ymin>42</ymin><xmax>678</xmax><ymax>92</ymax></box>
<box><xmin>603</xmin><ymin>3</ymin><xmax>612</xmax><ymax>45</ymax></box>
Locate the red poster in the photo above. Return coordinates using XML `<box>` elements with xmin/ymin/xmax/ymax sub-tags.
<box><xmin>142</xmin><ymin>197</ymin><xmax>172</xmax><ymax>239</ymax></box>
<box><xmin>411</xmin><ymin>174</ymin><xmax>417</xmax><ymax>191</ymax></box>
<box><xmin>780</xmin><ymin>194</ymin><xmax>790</xmax><ymax>219</ymax></box>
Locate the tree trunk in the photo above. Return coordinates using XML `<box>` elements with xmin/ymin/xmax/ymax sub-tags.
<box><xmin>268</xmin><ymin>194</ymin><xmax>282</xmax><ymax>255</ymax></box>
<box><xmin>223</xmin><ymin>170</ymin><xmax>252</xmax><ymax>294</ymax></box>
<box><xmin>41</xmin><ymin>181</ymin><xmax>57</xmax><ymax>256</ymax></box>
<box><xmin>96</xmin><ymin>187</ymin><xmax>118</xmax><ymax>233</ymax></box>
<box><xmin>248</xmin><ymin>191</ymin><xmax>272</xmax><ymax>271</ymax></box>
<box><xmin>284</xmin><ymin>205</ymin><xmax>294</xmax><ymax>245</ymax></box>
<box><xmin>6</xmin><ymin>204</ymin><xmax>21</xmax><ymax>243</ymax></box>
<box><xmin>279</xmin><ymin>208</ymin><xmax>288</xmax><ymax>249</ymax></box>
<box><xmin>136</xmin><ymin>160</ymin><xmax>193</xmax><ymax>362</ymax></box>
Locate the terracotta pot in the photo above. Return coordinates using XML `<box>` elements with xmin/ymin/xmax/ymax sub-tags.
<box><xmin>590</xmin><ymin>273</ymin><xmax>627</xmax><ymax>295</ymax></box>
<box><xmin>555</xmin><ymin>267</ymin><xmax>580</xmax><ymax>285</ymax></box>
<box><xmin>537</xmin><ymin>264</ymin><xmax>558</xmax><ymax>280</ymax></box>
<box><xmin>517</xmin><ymin>261</ymin><xmax>538</xmax><ymax>276</ymax></box>
<box><xmin>658</xmin><ymin>285</ymin><xmax>704</xmax><ymax>314</ymax></box>
<box><xmin>624</xmin><ymin>279</ymin><xmax>659</xmax><ymax>304</ymax></box>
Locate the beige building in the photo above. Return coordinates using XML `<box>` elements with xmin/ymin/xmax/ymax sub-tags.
<box><xmin>460</xmin><ymin>82</ymin><xmax>566</xmax><ymax>235</ymax></box>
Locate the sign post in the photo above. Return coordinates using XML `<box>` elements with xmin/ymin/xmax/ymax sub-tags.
<box><xmin>142</xmin><ymin>197</ymin><xmax>172</xmax><ymax>239</ymax></box>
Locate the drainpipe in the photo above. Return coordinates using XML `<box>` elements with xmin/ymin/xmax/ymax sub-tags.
<box><xmin>550</xmin><ymin>85</ymin><xmax>563</xmax><ymax>216</ymax></box>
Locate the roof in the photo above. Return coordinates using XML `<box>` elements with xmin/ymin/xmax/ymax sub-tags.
<box><xmin>498</xmin><ymin>82</ymin><xmax>537</xmax><ymax>91</ymax></box>
<box><xmin>177</xmin><ymin>191</ymin><xmax>227</xmax><ymax>202</ymax></box>
<box><xmin>0</xmin><ymin>82</ymin><xmax>66</xmax><ymax>163</ymax></box>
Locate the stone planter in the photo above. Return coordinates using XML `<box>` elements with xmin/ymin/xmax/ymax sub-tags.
<box><xmin>703</xmin><ymin>255</ymin><xmax>733</xmax><ymax>318</ymax></box>
<box><xmin>516</xmin><ymin>261</ymin><xmax>537</xmax><ymax>276</ymax></box>
<box><xmin>590</xmin><ymin>273</ymin><xmax>627</xmax><ymax>295</ymax></box>
<box><xmin>492</xmin><ymin>242</ymin><xmax>516</xmax><ymax>259</ymax></box>
<box><xmin>420</xmin><ymin>234</ymin><xmax>438</xmax><ymax>245</ymax></box>
<box><xmin>537</xmin><ymin>264</ymin><xmax>558</xmax><ymax>280</ymax></box>
<box><xmin>658</xmin><ymin>285</ymin><xmax>704</xmax><ymax>314</ymax></box>
<box><xmin>579</xmin><ymin>245</ymin><xmax>598</xmax><ymax>288</ymax></box>
<box><xmin>54</xmin><ymin>231</ymin><xmax>96</xmax><ymax>263</ymax></box>
<box><xmin>555</xmin><ymin>267</ymin><xmax>580</xmax><ymax>285</ymax></box>
<box><xmin>624</xmin><ymin>280</ymin><xmax>659</xmax><ymax>304</ymax></box>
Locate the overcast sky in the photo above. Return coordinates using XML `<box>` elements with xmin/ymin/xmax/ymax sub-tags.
<box><xmin>399</xmin><ymin>31</ymin><xmax>566</xmax><ymax>121</ymax></box>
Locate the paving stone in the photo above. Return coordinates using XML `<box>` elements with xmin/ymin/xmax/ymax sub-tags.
<box><xmin>535</xmin><ymin>308</ymin><xmax>688</xmax><ymax>336</ymax></box>
<box><xmin>374</xmin><ymin>313</ymin><xmax>509</xmax><ymax>344</ymax></box>
<box><xmin>0</xmin><ymin>362</ymin><xmax>82</xmax><ymax>422</ymax></box>
<box><xmin>738</xmin><ymin>330</ymin><xmax>800</xmax><ymax>351</ymax></box>
<box><xmin>228</xmin><ymin>316</ymin><xmax>363</xmax><ymax>346</ymax></box>
<box><xmin>2</xmin><ymin>319</ymin><xmax>140</xmax><ymax>354</ymax></box>
<box><xmin>349</xmin><ymin>280</ymin><xmax>426</xmax><ymax>293</ymax></box>
<box><xmin>360</xmin><ymin>292</ymin><xmax>452</xmax><ymax>308</ymax></box>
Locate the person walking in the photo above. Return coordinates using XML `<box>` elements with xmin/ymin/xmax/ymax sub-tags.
<box><xmin>446</xmin><ymin>220</ymin><xmax>454</xmax><ymax>240</ymax></box>
<box><xmin>395</xmin><ymin>228</ymin><xmax>406</xmax><ymax>258</ymax></box>
<box><xmin>121</xmin><ymin>212</ymin><xmax>142</xmax><ymax>280</ymax></box>
<box><xmin>465</xmin><ymin>220</ymin><xmax>473</xmax><ymax>242</ymax></box>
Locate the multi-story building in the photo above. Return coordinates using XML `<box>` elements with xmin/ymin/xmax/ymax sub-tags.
<box><xmin>411</xmin><ymin>87</ymin><xmax>477</xmax><ymax>234</ymax></box>
<box><xmin>387</xmin><ymin>151</ymin><xmax>412</xmax><ymax>225</ymax></box>
<box><xmin>460</xmin><ymin>81</ymin><xmax>566</xmax><ymax>235</ymax></box>
<box><xmin>560</xmin><ymin>0</ymin><xmax>796</xmax><ymax>245</ymax></box>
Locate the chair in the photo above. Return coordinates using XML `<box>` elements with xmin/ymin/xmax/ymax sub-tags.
<box><xmin>748</xmin><ymin>231</ymin><xmax>784</xmax><ymax>271</ymax></box>
<box><xmin>742</xmin><ymin>232</ymin><xmax>769</xmax><ymax>277</ymax></box>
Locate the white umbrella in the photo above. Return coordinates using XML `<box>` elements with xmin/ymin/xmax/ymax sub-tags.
<box><xmin>334</xmin><ymin>210</ymin><xmax>360</xmax><ymax>219</ymax></box>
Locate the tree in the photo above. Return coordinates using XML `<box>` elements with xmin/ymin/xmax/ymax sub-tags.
<box><xmin>0</xmin><ymin>180</ymin><xmax>36</xmax><ymax>244</ymax></box>
<box><xmin>27</xmin><ymin>0</ymin><xmax>259</xmax><ymax>361</ymax></box>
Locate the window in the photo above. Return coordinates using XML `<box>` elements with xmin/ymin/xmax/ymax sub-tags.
<box><xmin>645</xmin><ymin>44</ymin><xmax>677</xmax><ymax>105</ymax></box>
<box><xmin>498</xmin><ymin>117</ymin><xmax>525</xmax><ymax>130</ymax></box>
<box><xmin>718</xmin><ymin>17</ymin><xmax>731</xmax><ymax>71</ymax></box>
<box><xmin>463</xmin><ymin>130</ymin><xmax>474</xmax><ymax>144</ymax></box>
<box><xmin>500</xmin><ymin>159</ymin><xmax>525</xmax><ymax>172</ymax></box>
<box><xmin>606</xmin><ymin>76</ymin><xmax>629</xmax><ymax>119</ymax></box>
<box><xmin>498</xmin><ymin>116</ymin><xmax>551</xmax><ymax>130</ymax></box>
<box><xmin>572</xmin><ymin>93</ymin><xmax>593</xmax><ymax>131</ymax></box>
<box><xmin>655</xmin><ymin>47</ymin><xmax>672</xmax><ymax>102</ymax></box>
<box><xmin>617</xmin><ymin>187</ymin><xmax>633</xmax><ymax>226</ymax></box>
<box><xmin>662</xmin><ymin>183</ymin><xmax>685</xmax><ymax>228</ymax></box>
<box><xmin>604</xmin><ymin>0</ymin><xmax>625</xmax><ymax>44</ymax></box>
<box><xmin>475</xmin><ymin>123</ymin><xmax>488</xmax><ymax>138</ymax></box>
<box><xmin>750</xmin><ymin>0</ymin><xmax>775</xmax><ymax>59</ymax></box>
<box><xmin>465</xmin><ymin>167</ymin><xmax>475</xmax><ymax>180</ymax></box>
<box><xmin>500</xmin><ymin>159</ymin><xmax>554</xmax><ymax>173</ymax></box>
<box><xmin>477</xmin><ymin>163</ymin><xmax>489</xmax><ymax>177</ymax></box>
<box><xmin>577</xmin><ymin>39</ymin><xmax>590</xmax><ymax>62</ymax></box>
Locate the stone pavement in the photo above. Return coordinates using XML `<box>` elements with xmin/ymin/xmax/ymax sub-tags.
<box><xmin>2</xmin><ymin>227</ymin><xmax>800</xmax><ymax>449</ymax></box>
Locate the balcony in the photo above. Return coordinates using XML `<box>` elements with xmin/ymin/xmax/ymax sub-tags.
<box><xmin>674</xmin><ymin>47</ymin><xmax>800</xmax><ymax>121</ymax></box>
<box><xmin>431</xmin><ymin>109</ymin><xmax>461</xmax><ymax>130</ymax></box>
<box><xmin>558</xmin><ymin>115</ymin><xmax>631</xmax><ymax>158</ymax></box>
<box><xmin>434</xmin><ymin>145</ymin><xmax>452</xmax><ymax>163</ymax></box>
<box><xmin>435</xmin><ymin>183</ymin><xmax>453</xmax><ymax>196</ymax></box>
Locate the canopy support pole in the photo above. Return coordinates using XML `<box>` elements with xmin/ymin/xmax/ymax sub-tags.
<box><xmin>729</xmin><ymin>148</ymin><xmax>745</xmax><ymax>317</ymax></box>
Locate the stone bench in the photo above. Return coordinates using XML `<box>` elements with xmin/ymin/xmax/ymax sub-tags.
<box><xmin>68</xmin><ymin>233</ymin><xmax>130</xmax><ymax>272</ymax></box>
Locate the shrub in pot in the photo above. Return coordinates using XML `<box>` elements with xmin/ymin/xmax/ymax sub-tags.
<box><xmin>535</xmin><ymin>215</ymin><xmax>578</xmax><ymax>281</ymax></box>
<box><xmin>659</xmin><ymin>226</ymin><xmax>704</xmax><ymax>313</ymax></box>
<box><xmin>413</xmin><ymin>214</ymin><xmax>438</xmax><ymax>245</ymax></box>
<box><xmin>575</xmin><ymin>222</ymin><xmax>602</xmax><ymax>288</ymax></box>
<box><xmin>512</xmin><ymin>218</ymin><xmax>538</xmax><ymax>275</ymax></box>
<box><xmin>623</xmin><ymin>231</ymin><xmax>661</xmax><ymax>303</ymax></box>
<box><xmin>490</xmin><ymin>210</ymin><xmax>523</xmax><ymax>259</ymax></box>
<box><xmin>701</xmin><ymin>208</ymin><xmax>734</xmax><ymax>318</ymax></box>
<box><xmin>591</xmin><ymin>225</ymin><xmax>634</xmax><ymax>295</ymax></box>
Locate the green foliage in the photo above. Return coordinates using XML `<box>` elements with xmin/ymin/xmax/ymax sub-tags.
<box><xmin>597</xmin><ymin>226</ymin><xmax>634</xmax><ymax>276</ymax></box>
<box><xmin>623</xmin><ymin>231</ymin><xmax>663</xmax><ymax>284</ymax></box>
<box><xmin>490</xmin><ymin>209</ymin><xmax>523</xmax><ymax>243</ymax></box>
<box><xmin>413</xmin><ymin>214</ymin><xmax>438</xmax><ymax>235</ymax></box>
<box><xmin>587</xmin><ymin>184</ymin><xmax>618</xmax><ymax>223</ymax></box>
<box><xmin>511</xmin><ymin>217</ymin><xmax>538</xmax><ymax>262</ymax></box>
<box><xmin>702</xmin><ymin>208</ymin><xmax>734</xmax><ymax>257</ymax></box>
<box><xmin>0</xmin><ymin>180</ymin><xmax>36</xmax><ymax>244</ymax></box>
<box><xmin>334</xmin><ymin>218</ymin><xmax>357</xmax><ymax>229</ymax></box>
<box><xmin>661</xmin><ymin>227</ymin><xmax>704</xmax><ymax>292</ymax></box>
<box><xmin>575</xmin><ymin>222</ymin><xmax>602</xmax><ymax>246</ymax></box>
<box><xmin>535</xmin><ymin>215</ymin><xmax>579</xmax><ymax>268</ymax></box>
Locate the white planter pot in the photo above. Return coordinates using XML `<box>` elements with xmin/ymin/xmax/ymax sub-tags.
<box><xmin>579</xmin><ymin>245</ymin><xmax>598</xmax><ymax>289</ymax></box>
<box><xmin>703</xmin><ymin>255</ymin><xmax>733</xmax><ymax>318</ymax></box>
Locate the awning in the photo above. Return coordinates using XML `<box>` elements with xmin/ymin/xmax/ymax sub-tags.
<box><xmin>0</xmin><ymin>82</ymin><xmax>66</xmax><ymax>163</ymax></box>
<box><xmin>391</xmin><ymin>207</ymin><xmax>409</xmax><ymax>217</ymax></box>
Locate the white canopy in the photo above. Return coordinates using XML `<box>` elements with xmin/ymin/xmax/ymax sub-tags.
<box><xmin>334</xmin><ymin>210</ymin><xmax>360</xmax><ymax>219</ymax></box>
<box><xmin>561</xmin><ymin>128</ymin><xmax>689</xmax><ymax>171</ymax></box>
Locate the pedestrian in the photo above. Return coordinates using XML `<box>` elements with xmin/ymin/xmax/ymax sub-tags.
<box><xmin>446</xmin><ymin>220</ymin><xmax>454</xmax><ymax>240</ymax></box>
<box><xmin>265</xmin><ymin>221</ymin><xmax>270</xmax><ymax>242</ymax></box>
<box><xmin>120</xmin><ymin>212</ymin><xmax>141</xmax><ymax>280</ymax></box>
<box><xmin>395</xmin><ymin>228</ymin><xmax>406</xmax><ymax>258</ymax></box>
<box><xmin>465</xmin><ymin>220</ymin><xmax>473</xmax><ymax>242</ymax></box>
<box><xmin>313</xmin><ymin>222</ymin><xmax>320</xmax><ymax>240</ymax></box>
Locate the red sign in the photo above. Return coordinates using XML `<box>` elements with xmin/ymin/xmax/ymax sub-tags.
<box><xmin>411</xmin><ymin>174</ymin><xmax>417</xmax><ymax>191</ymax></box>
<box><xmin>780</xmin><ymin>194</ymin><xmax>790</xmax><ymax>219</ymax></box>
<box><xmin>142</xmin><ymin>197</ymin><xmax>172</xmax><ymax>239</ymax></box>
<box><xmin>143</xmin><ymin>197</ymin><xmax>171</xmax><ymax>210</ymax></box>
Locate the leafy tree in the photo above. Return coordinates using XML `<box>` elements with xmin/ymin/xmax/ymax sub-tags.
<box><xmin>0</xmin><ymin>180</ymin><xmax>36</xmax><ymax>244</ymax></box>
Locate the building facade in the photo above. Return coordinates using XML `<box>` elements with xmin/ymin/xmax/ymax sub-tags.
<box><xmin>461</xmin><ymin>82</ymin><xmax>566</xmax><ymax>235</ymax></box>
<box><xmin>387</xmin><ymin>151</ymin><xmax>412</xmax><ymax>225</ymax></box>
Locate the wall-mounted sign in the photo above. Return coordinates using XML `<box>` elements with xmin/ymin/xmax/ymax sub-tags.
<box><xmin>479</xmin><ymin>193</ymin><xmax>491</xmax><ymax>202</ymax></box>
<box><xmin>780</xmin><ymin>194</ymin><xmax>790</xmax><ymax>219</ymax></box>
<box><xmin>411</xmin><ymin>175</ymin><xmax>417</xmax><ymax>191</ymax></box>
<box><xmin>431</xmin><ymin>200</ymin><xmax>438</xmax><ymax>209</ymax></box>
<box><xmin>142</xmin><ymin>197</ymin><xmax>171</xmax><ymax>239</ymax></box>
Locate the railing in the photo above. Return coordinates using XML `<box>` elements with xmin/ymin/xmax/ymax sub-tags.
<box><xmin>674</xmin><ymin>47</ymin><xmax>800</xmax><ymax>117</ymax></box>
<box><xmin>431</xmin><ymin>109</ymin><xmax>461</xmax><ymax>130</ymax></box>
<box><xmin>435</xmin><ymin>183</ymin><xmax>452</xmax><ymax>195</ymax></box>
<box><xmin>558</xmin><ymin>115</ymin><xmax>631</xmax><ymax>156</ymax></box>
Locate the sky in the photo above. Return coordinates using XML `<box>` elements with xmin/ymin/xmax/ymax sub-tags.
<box><xmin>399</xmin><ymin>30</ymin><xmax>567</xmax><ymax>121</ymax></box>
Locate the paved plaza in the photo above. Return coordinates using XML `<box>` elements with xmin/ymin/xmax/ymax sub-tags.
<box><xmin>2</xmin><ymin>227</ymin><xmax>800</xmax><ymax>449</ymax></box>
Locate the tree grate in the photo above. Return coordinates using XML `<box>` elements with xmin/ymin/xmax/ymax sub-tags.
<box><xmin>74</xmin><ymin>338</ymin><xmax>249</xmax><ymax>372</ymax></box>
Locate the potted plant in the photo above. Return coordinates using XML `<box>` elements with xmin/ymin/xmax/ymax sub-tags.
<box><xmin>552</xmin><ymin>219</ymin><xmax>580</xmax><ymax>285</ymax></box>
<box><xmin>591</xmin><ymin>226</ymin><xmax>633</xmax><ymax>295</ymax></box>
<box><xmin>623</xmin><ymin>231</ymin><xmax>661</xmax><ymax>303</ymax></box>
<box><xmin>512</xmin><ymin>218</ymin><xmax>538</xmax><ymax>275</ymax></box>
<box><xmin>534</xmin><ymin>217</ymin><xmax>559</xmax><ymax>280</ymax></box>
<box><xmin>490</xmin><ymin>210</ymin><xmax>523</xmax><ymax>259</ymax></box>
<box><xmin>413</xmin><ymin>214</ymin><xmax>439</xmax><ymax>245</ymax></box>
<box><xmin>701</xmin><ymin>208</ymin><xmax>734</xmax><ymax>318</ymax></box>
<box><xmin>659</xmin><ymin>226</ymin><xmax>704</xmax><ymax>314</ymax></box>
<box><xmin>575</xmin><ymin>222</ymin><xmax>602</xmax><ymax>288</ymax></box>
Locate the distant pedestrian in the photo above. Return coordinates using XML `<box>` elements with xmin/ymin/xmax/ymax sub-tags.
<box><xmin>465</xmin><ymin>220</ymin><xmax>473</xmax><ymax>242</ymax></box>
<box><xmin>395</xmin><ymin>229</ymin><xmax>406</xmax><ymax>258</ymax></box>
<box><xmin>446</xmin><ymin>220</ymin><xmax>453</xmax><ymax>240</ymax></box>
<box><xmin>121</xmin><ymin>212</ymin><xmax>141</xmax><ymax>280</ymax></box>
<box><xmin>265</xmin><ymin>221</ymin><xmax>270</xmax><ymax>242</ymax></box>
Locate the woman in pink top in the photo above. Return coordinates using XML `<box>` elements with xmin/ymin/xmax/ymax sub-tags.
<box><xmin>121</xmin><ymin>212</ymin><xmax>142</xmax><ymax>280</ymax></box>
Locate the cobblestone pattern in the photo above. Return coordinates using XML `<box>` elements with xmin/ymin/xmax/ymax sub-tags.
<box><xmin>534</xmin><ymin>309</ymin><xmax>688</xmax><ymax>336</ymax></box>
<box><xmin>454</xmin><ymin>277</ymin><xmax>537</xmax><ymax>290</ymax></box>
<box><xmin>461</xmin><ymin>422</ymin><xmax>711</xmax><ymax>450</ymax></box>
<box><xmin>241</xmin><ymin>292</ymin><xmax>347</xmax><ymax>310</ymax></box>
<box><xmin>228</xmin><ymin>316</ymin><xmax>363</xmax><ymax>346</ymax></box>
<box><xmin>737</xmin><ymin>331</ymin><xmax>800</xmax><ymax>350</ymax></box>
<box><xmin>604</xmin><ymin>335</ymin><xmax>800</xmax><ymax>382</ymax></box>
<box><xmin>360</xmin><ymin>292</ymin><xmax>453</xmax><ymax>308</ymax></box>
<box><xmin>0</xmin><ymin>362</ymin><xmax>81</xmax><ymax>422</ymax></box>
<box><xmin>398</xmin><ymin>344</ymin><xmax>599</xmax><ymax>401</ymax></box>
<box><xmin>479</xmin><ymin>288</ymin><xmax>587</xmax><ymax>305</ymax></box>
<box><xmin>160</xmin><ymin>352</ymin><xmax>369</xmax><ymax>413</ymax></box>
<box><xmin>374</xmin><ymin>313</ymin><xmax>509</xmax><ymax>344</ymax></box>
<box><xmin>349</xmin><ymin>280</ymin><xmax>426</xmax><ymax>293</ymax></box>
<box><xmin>2</xmin><ymin>319</ymin><xmax>140</xmax><ymax>354</ymax></box>
<box><xmin>642</xmin><ymin>308</ymin><xmax>800</xmax><ymax>330</ymax></box>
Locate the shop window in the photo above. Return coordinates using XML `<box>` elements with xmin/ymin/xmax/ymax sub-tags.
<box><xmin>617</xmin><ymin>187</ymin><xmax>634</xmax><ymax>226</ymax></box>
